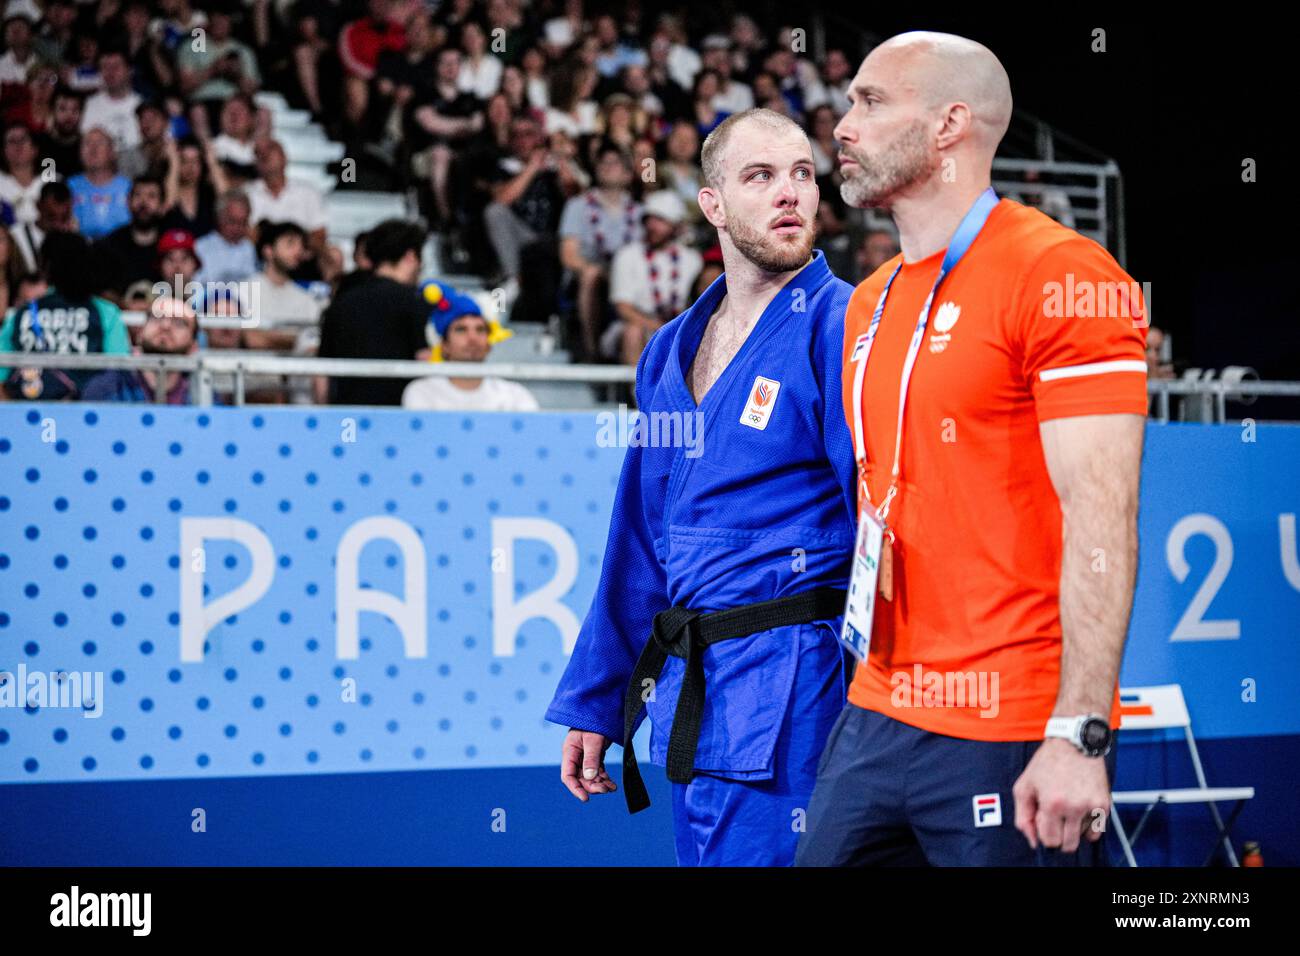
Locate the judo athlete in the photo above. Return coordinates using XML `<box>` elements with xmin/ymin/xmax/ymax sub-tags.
<box><xmin>545</xmin><ymin>108</ymin><xmax>858</xmax><ymax>866</ymax></box>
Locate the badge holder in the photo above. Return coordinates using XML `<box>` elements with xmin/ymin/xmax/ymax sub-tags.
<box><xmin>840</xmin><ymin>483</ymin><xmax>896</xmax><ymax>662</ymax></box>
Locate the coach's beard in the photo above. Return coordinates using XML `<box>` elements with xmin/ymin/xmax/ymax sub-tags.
<box><xmin>726</xmin><ymin>211</ymin><xmax>815</xmax><ymax>274</ymax></box>
<box><xmin>839</xmin><ymin>121</ymin><xmax>932</xmax><ymax>209</ymax></box>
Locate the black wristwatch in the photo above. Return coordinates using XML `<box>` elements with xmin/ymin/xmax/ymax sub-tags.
<box><xmin>1044</xmin><ymin>714</ymin><xmax>1113</xmax><ymax>757</ymax></box>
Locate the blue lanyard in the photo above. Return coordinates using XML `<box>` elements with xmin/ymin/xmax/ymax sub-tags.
<box><xmin>850</xmin><ymin>187</ymin><xmax>999</xmax><ymax>522</ymax></box>
<box><xmin>28</xmin><ymin>299</ymin><xmax>43</xmax><ymax>345</ymax></box>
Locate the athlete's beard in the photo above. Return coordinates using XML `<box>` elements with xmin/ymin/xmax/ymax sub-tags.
<box><xmin>839</xmin><ymin>120</ymin><xmax>933</xmax><ymax>209</ymax></box>
<box><xmin>725</xmin><ymin>204</ymin><xmax>815</xmax><ymax>274</ymax></box>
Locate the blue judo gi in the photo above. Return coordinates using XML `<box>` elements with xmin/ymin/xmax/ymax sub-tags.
<box><xmin>545</xmin><ymin>250</ymin><xmax>858</xmax><ymax>866</ymax></box>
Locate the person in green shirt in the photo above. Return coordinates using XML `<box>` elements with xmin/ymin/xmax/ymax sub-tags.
<box><xmin>0</xmin><ymin>232</ymin><xmax>130</xmax><ymax>400</ymax></box>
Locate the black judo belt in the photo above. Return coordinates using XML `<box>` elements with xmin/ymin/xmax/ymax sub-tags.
<box><xmin>620</xmin><ymin>586</ymin><xmax>847</xmax><ymax>814</ymax></box>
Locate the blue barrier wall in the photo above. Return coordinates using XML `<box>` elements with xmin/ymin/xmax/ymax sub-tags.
<box><xmin>1</xmin><ymin>406</ymin><xmax>1297</xmax><ymax>865</ymax></box>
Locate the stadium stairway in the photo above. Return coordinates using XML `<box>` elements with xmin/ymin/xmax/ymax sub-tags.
<box><xmin>255</xmin><ymin>90</ymin><xmax>415</xmax><ymax>251</ymax></box>
<box><xmin>254</xmin><ymin>93</ymin><xmax>610</xmax><ymax>412</ymax></box>
<box><xmin>485</xmin><ymin>322</ymin><xmax>608</xmax><ymax>410</ymax></box>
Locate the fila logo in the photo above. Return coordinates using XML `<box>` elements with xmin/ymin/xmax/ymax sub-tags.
<box><xmin>973</xmin><ymin>793</ymin><xmax>1003</xmax><ymax>828</ymax></box>
<box><xmin>850</xmin><ymin>332</ymin><xmax>869</xmax><ymax>362</ymax></box>
<box><xmin>740</xmin><ymin>376</ymin><xmax>781</xmax><ymax>430</ymax></box>
<box><xmin>929</xmin><ymin>301</ymin><xmax>960</xmax><ymax>354</ymax></box>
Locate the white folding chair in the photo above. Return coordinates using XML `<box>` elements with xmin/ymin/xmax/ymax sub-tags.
<box><xmin>1110</xmin><ymin>684</ymin><xmax>1255</xmax><ymax>866</ymax></box>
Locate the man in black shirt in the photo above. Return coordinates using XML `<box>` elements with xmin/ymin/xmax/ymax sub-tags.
<box><xmin>12</xmin><ymin>181</ymin><xmax>74</xmax><ymax>273</ymax></box>
<box><xmin>39</xmin><ymin>86</ymin><xmax>84</xmax><ymax>178</ymax></box>
<box><xmin>315</xmin><ymin>219</ymin><xmax>429</xmax><ymax>406</ymax></box>
<box><xmin>95</xmin><ymin>175</ymin><xmax>166</xmax><ymax>299</ymax></box>
<box><xmin>482</xmin><ymin>114</ymin><xmax>581</xmax><ymax>291</ymax></box>
<box><xmin>407</xmin><ymin>45</ymin><xmax>483</xmax><ymax>229</ymax></box>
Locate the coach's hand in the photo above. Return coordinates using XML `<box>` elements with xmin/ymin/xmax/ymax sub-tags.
<box><xmin>560</xmin><ymin>729</ymin><xmax>618</xmax><ymax>801</ymax></box>
<box><xmin>1013</xmin><ymin>739</ymin><xmax>1110</xmax><ymax>854</ymax></box>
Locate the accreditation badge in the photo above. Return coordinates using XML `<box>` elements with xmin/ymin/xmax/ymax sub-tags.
<box><xmin>841</xmin><ymin>507</ymin><xmax>885</xmax><ymax>661</ymax></box>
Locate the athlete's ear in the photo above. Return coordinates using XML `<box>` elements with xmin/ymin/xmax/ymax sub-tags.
<box><xmin>698</xmin><ymin>186</ymin><xmax>725</xmax><ymax>229</ymax></box>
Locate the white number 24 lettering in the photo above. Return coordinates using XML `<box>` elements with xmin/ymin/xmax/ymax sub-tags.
<box><xmin>1165</xmin><ymin>513</ymin><xmax>1300</xmax><ymax>641</ymax></box>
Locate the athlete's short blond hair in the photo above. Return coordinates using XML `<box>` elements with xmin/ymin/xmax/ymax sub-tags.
<box><xmin>700</xmin><ymin>108</ymin><xmax>809</xmax><ymax>189</ymax></box>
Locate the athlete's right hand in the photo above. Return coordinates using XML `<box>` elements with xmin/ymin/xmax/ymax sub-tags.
<box><xmin>560</xmin><ymin>729</ymin><xmax>618</xmax><ymax>801</ymax></box>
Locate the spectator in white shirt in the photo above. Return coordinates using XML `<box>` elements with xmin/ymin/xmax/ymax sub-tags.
<box><xmin>652</xmin><ymin>17</ymin><xmax>700</xmax><ymax>91</ymax></box>
<box><xmin>544</xmin><ymin>59</ymin><xmax>599</xmax><ymax>138</ymax></box>
<box><xmin>244</xmin><ymin>219</ymin><xmax>321</xmax><ymax>353</ymax></box>
<box><xmin>233</xmin><ymin>219</ymin><xmax>326</xmax><ymax>402</ymax></box>
<box><xmin>807</xmin><ymin>104</ymin><xmax>840</xmax><ymax>178</ymax></box>
<box><xmin>195</xmin><ymin>189</ymin><xmax>257</xmax><ymax>284</ymax></box>
<box><xmin>701</xmin><ymin>36</ymin><xmax>754</xmax><ymax>116</ymax></box>
<box><xmin>246</xmin><ymin>137</ymin><xmax>328</xmax><ymax>266</ymax></box>
<box><xmin>521</xmin><ymin>45</ymin><xmax>550</xmax><ymax>110</ymax></box>
<box><xmin>255</xmin><ymin>218</ymin><xmax>329</xmax><ymax>404</ymax></box>
<box><xmin>0</xmin><ymin>14</ymin><xmax>38</xmax><ymax>85</ymax></box>
<box><xmin>209</xmin><ymin>94</ymin><xmax>260</xmax><ymax>183</ymax></box>
<box><xmin>80</xmin><ymin>48</ymin><xmax>143</xmax><ymax>154</ymax></box>
<box><xmin>402</xmin><ymin>281</ymin><xmax>539</xmax><ymax>412</ymax></box>
<box><xmin>457</xmin><ymin>20</ymin><xmax>503</xmax><ymax>100</ymax></box>
<box><xmin>0</xmin><ymin>123</ymin><xmax>46</xmax><ymax>225</ymax></box>
<box><xmin>608</xmin><ymin>189</ymin><xmax>702</xmax><ymax>366</ymax></box>
<box><xmin>812</xmin><ymin>48</ymin><xmax>853</xmax><ymax>116</ymax></box>
<box><xmin>557</xmin><ymin>143</ymin><xmax>641</xmax><ymax>362</ymax></box>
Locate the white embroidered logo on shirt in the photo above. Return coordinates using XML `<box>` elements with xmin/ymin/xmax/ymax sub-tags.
<box><xmin>740</xmin><ymin>376</ymin><xmax>781</xmax><ymax>430</ymax></box>
<box><xmin>929</xmin><ymin>301</ymin><xmax>961</xmax><ymax>353</ymax></box>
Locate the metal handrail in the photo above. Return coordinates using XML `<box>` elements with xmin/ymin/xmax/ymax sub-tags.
<box><xmin>0</xmin><ymin>351</ymin><xmax>635</xmax><ymax>381</ymax></box>
<box><xmin>0</xmin><ymin>351</ymin><xmax>636</xmax><ymax>405</ymax></box>
<box><xmin>3</xmin><ymin>350</ymin><xmax>1298</xmax><ymax>419</ymax></box>
<box><xmin>1146</xmin><ymin>378</ymin><xmax>1300</xmax><ymax>424</ymax></box>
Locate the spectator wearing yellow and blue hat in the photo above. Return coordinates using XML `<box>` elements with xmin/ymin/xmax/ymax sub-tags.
<box><xmin>401</xmin><ymin>280</ymin><xmax>540</xmax><ymax>412</ymax></box>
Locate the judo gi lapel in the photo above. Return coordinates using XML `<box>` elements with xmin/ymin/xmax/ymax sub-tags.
<box><xmin>658</xmin><ymin>250</ymin><xmax>833</xmax><ymax>525</ymax></box>
<box><xmin>672</xmin><ymin>249</ymin><xmax>832</xmax><ymax>423</ymax></box>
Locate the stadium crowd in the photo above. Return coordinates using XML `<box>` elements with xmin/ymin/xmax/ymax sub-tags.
<box><xmin>0</xmin><ymin>0</ymin><xmax>1087</xmax><ymax>409</ymax></box>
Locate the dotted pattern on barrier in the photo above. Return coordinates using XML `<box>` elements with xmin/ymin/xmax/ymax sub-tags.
<box><xmin>0</xmin><ymin>405</ymin><xmax>624</xmax><ymax>783</ymax></box>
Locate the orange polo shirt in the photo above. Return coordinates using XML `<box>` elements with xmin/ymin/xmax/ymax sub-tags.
<box><xmin>841</xmin><ymin>199</ymin><xmax>1147</xmax><ymax>741</ymax></box>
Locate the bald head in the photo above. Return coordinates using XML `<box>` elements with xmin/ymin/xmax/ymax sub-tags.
<box><xmin>868</xmin><ymin>32</ymin><xmax>1012</xmax><ymax>152</ymax></box>
<box><xmin>833</xmin><ymin>31</ymin><xmax>1013</xmax><ymax>211</ymax></box>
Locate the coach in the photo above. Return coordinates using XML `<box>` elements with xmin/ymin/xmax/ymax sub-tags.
<box><xmin>797</xmin><ymin>32</ymin><xmax>1148</xmax><ymax>865</ymax></box>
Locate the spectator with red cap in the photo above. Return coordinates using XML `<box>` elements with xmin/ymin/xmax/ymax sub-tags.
<box><xmin>156</xmin><ymin>227</ymin><xmax>201</xmax><ymax>299</ymax></box>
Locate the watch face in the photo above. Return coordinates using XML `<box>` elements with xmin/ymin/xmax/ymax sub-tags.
<box><xmin>1081</xmin><ymin>718</ymin><xmax>1112</xmax><ymax>756</ymax></box>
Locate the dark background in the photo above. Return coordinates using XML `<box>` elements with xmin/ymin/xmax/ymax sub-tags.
<box><xmin>689</xmin><ymin>5</ymin><xmax>1292</xmax><ymax>389</ymax></box>
<box><xmin>872</xmin><ymin>13</ymin><xmax>1290</xmax><ymax>382</ymax></box>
